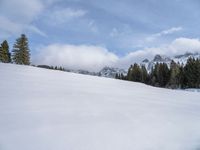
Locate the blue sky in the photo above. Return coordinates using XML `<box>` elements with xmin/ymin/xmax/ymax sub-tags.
<box><xmin>1</xmin><ymin>0</ymin><xmax>200</xmax><ymax>71</ymax></box>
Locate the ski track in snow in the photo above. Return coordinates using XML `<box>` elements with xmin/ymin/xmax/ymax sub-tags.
<box><xmin>0</xmin><ymin>63</ymin><xmax>200</xmax><ymax>150</ymax></box>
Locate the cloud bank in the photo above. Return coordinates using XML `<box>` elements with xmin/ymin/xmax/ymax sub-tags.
<box><xmin>118</xmin><ymin>37</ymin><xmax>200</xmax><ymax>68</ymax></box>
<box><xmin>33</xmin><ymin>44</ymin><xmax>118</xmax><ymax>72</ymax></box>
<box><xmin>33</xmin><ymin>37</ymin><xmax>200</xmax><ymax>71</ymax></box>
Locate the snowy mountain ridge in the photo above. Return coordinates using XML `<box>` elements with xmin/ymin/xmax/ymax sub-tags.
<box><xmin>37</xmin><ymin>65</ymin><xmax>127</xmax><ymax>78</ymax></box>
<box><xmin>68</xmin><ymin>67</ymin><xmax>127</xmax><ymax>78</ymax></box>
<box><xmin>98</xmin><ymin>66</ymin><xmax>127</xmax><ymax>78</ymax></box>
<box><xmin>37</xmin><ymin>52</ymin><xmax>200</xmax><ymax>78</ymax></box>
<box><xmin>141</xmin><ymin>52</ymin><xmax>200</xmax><ymax>72</ymax></box>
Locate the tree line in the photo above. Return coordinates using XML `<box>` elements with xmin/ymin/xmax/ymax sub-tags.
<box><xmin>0</xmin><ymin>34</ymin><xmax>30</xmax><ymax>65</ymax></box>
<box><xmin>116</xmin><ymin>58</ymin><xmax>200</xmax><ymax>89</ymax></box>
<box><xmin>37</xmin><ymin>65</ymin><xmax>65</xmax><ymax>71</ymax></box>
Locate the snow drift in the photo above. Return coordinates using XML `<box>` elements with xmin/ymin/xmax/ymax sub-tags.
<box><xmin>0</xmin><ymin>63</ymin><xmax>200</xmax><ymax>150</ymax></box>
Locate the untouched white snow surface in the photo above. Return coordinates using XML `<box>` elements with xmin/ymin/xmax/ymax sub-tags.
<box><xmin>1</xmin><ymin>63</ymin><xmax>200</xmax><ymax>150</ymax></box>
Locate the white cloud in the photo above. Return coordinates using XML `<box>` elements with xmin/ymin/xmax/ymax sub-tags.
<box><xmin>170</xmin><ymin>38</ymin><xmax>200</xmax><ymax>52</ymax></box>
<box><xmin>33</xmin><ymin>44</ymin><xmax>118</xmax><ymax>72</ymax></box>
<box><xmin>45</xmin><ymin>8</ymin><xmax>87</xmax><ymax>25</ymax></box>
<box><xmin>117</xmin><ymin>37</ymin><xmax>200</xmax><ymax>68</ymax></box>
<box><xmin>146</xmin><ymin>27</ymin><xmax>183</xmax><ymax>42</ymax></box>
<box><xmin>33</xmin><ymin>38</ymin><xmax>200</xmax><ymax>71</ymax></box>
<box><xmin>0</xmin><ymin>0</ymin><xmax>45</xmax><ymax>38</ymax></box>
<box><xmin>158</xmin><ymin>27</ymin><xmax>183</xmax><ymax>35</ymax></box>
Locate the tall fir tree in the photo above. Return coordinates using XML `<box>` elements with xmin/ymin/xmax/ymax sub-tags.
<box><xmin>0</xmin><ymin>40</ymin><xmax>11</xmax><ymax>63</ymax></box>
<box><xmin>178</xmin><ymin>65</ymin><xmax>186</xmax><ymax>88</ymax></box>
<box><xmin>168</xmin><ymin>60</ymin><xmax>180</xmax><ymax>88</ymax></box>
<box><xmin>150</xmin><ymin>63</ymin><xmax>160</xmax><ymax>86</ymax></box>
<box><xmin>130</xmin><ymin>63</ymin><xmax>142</xmax><ymax>82</ymax></box>
<box><xmin>127</xmin><ymin>65</ymin><xmax>133</xmax><ymax>81</ymax></box>
<box><xmin>12</xmin><ymin>34</ymin><xmax>30</xmax><ymax>65</ymax></box>
<box><xmin>196</xmin><ymin>59</ymin><xmax>200</xmax><ymax>87</ymax></box>
<box><xmin>158</xmin><ymin>63</ymin><xmax>170</xmax><ymax>87</ymax></box>
<box><xmin>141</xmin><ymin>65</ymin><xmax>148</xmax><ymax>83</ymax></box>
<box><xmin>184</xmin><ymin>58</ymin><xmax>198</xmax><ymax>88</ymax></box>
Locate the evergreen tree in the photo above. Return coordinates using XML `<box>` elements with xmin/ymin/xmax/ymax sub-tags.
<box><xmin>177</xmin><ymin>65</ymin><xmax>185</xmax><ymax>88</ymax></box>
<box><xmin>127</xmin><ymin>65</ymin><xmax>133</xmax><ymax>81</ymax></box>
<box><xmin>115</xmin><ymin>73</ymin><xmax>119</xmax><ymax>79</ymax></box>
<box><xmin>119</xmin><ymin>58</ymin><xmax>200</xmax><ymax>89</ymax></box>
<box><xmin>150</xmin><ymin>63</ymin><xmax>160</xmax><ymax>86</ymax></box>
<box><xmin>158</xmin><ymin>63</ymin><xmax>170</xmax><ymax>87</ymax></box>
<box><xmin>120</xmin><ymin>73</ymin><xmax>125</xmax><ymax>80</ymax></box>
<box><xmin>141</xmin><ymin>65</ymin><xmax>148</xmax><ymax>83</ymax></box>
<box><xmin>150</xmin><ymin>63</ymin><xmax>170</xmax><ymax>87</ymax></box>
<box><xmin>0</xmin><ymin>40</ymin><xmax>11</xmax><ymax>63</ymax></box>
<box><xmin>131</xmin><ymin>63</ymin><xmax>142</xmax><ymax>82</ymax></box>
<box><xmin>168</xmin><ymin>61</ymin><xmax>180</xmax><ymax>88</ymax></box>
<box><xmin>12</xmin><ymin>34</ymin><xmax>30</xmax><ymax>65</ymax></box>
<box><xmin>184</xmin><ymin>58</ymin><xmax>198</xmax><ymax>88</ymax></box>
<box><xmin>196</xmin><ymin>59</ymin><xmax>200</xmax><ymax>87</ymax></box>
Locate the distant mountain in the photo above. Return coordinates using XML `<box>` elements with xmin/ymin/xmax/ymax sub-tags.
<box><xmin>141</xmin><ymin>54</ymin><xmax>172</xmax><ymax>72</ymax></box>
<box><xmin>71</xmin><ymin>67</ymin><xmax>127</xmax><ymax>78</ymax></box>
<box><xmin>84</xmin><ymin>52</ymin><xmax>200</xmax><ymax>77</ymax></box>
<box><xmin>74</xmin><ymin>70</ymin><xmax>99</xmax><ymax>76</ymax></box>
<box><xmin>153</xmin><ymin>54</ymin><xmax>172</xmax><ymax>62</ymax></box>
<box><xmin>141</xmin><ymin>52</ymin><xmax>200</xmax><ymax>72</ymax></box>
<box><xmin>173</xmin><ymin>52</ymin><xmax>200</xmax><ymax>64</ymax></box>
<box><xmin>37</xmin><ymin>65</ymin><xmax>127</xmax><ymax>78</ymax></box>
<box><xmin>99</xmin><ymin>67</ymin><xmax>127</xmax><ymax>78</ymax></box>
<box><xmin>37</xmin><ymin>52</ymin><xmax>200</xmax><ymax>78</ymax></box>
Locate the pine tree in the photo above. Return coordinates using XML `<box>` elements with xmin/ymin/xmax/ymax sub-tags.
<box><xmin>131</xmin><ymin>63</ymin><xmax>142</xmax><ymax>82</ymax></box>
<box><xmin>150</xmin><ymin>63</ymin><xmax>160</xmax><ymax>86</ymax></box>
<box><xmin>168</xmin><ymin>61</ymin><xmax>180</xmax><ymax>88</ymax></box>
<box><xmin>141</xmin><ymin>65</ymin><xmax>148</xmax><ymax>83</ymax></box>
<box><xmin>127</xmin><ymin>65</ymin><xmax>133</xmax><ymax>81</ymax></box>
<box><xmin>184</xmin><ymin>58</ymin><xmax>198</xmax><ymax>88</ymax></box>
<box><xmin>196</xmin><ymin>59</ymin><xmax>200</xmax><ymax>88</ymax></box>
<box><xmin>0</xmin><ymin>40</ymin><xmax>11</xmax><ymax>63</ymax></box>
<box><xmin>115</xmin><ymin>73</ymin><xmax>119</xmax><ymax>79</ymax></box>
<box><xmin>150</xmin><ymin>63</ymin><xmax>170</xmax><ymax>87</ymax></box>
<box><xmin>159</xmin><ymin>63</ymin><xmax>170</xmax><ymax>87</ymax></box>
<box><xmin>178</xmin><ymin>65</ymin><xmax>185</xmax><ymax>88</ymax></box>
<box><xmin>120</xmin><ymin>73</ymin><xmax>125</xmax><ymax>80</ymax></box>
<box><xmin>12</xmin><ymin>34</ymin><xmax>30</xmax><ymax>65</ymax></box>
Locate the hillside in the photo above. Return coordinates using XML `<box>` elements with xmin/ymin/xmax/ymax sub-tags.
<box><xmin>1</xmin><ymin>63</ymin><xmax>200</xmax><ymax>150</ymax></box>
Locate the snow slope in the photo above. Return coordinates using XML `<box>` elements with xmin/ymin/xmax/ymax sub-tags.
<box><xmin>1</xmin><ymin>63</ymin><xmax>200</xmax><ymax>150</ymax></box>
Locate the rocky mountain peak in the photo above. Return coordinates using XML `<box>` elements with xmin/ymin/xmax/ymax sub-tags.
<box><xmin>153</xmin><ymin>54</ymin><xmax>171</xmax><ymax>62</ymax></box>
<box><xmin>142</xmin><ymin>59</ymin><xmax>149</xmax><ymax>63</ymax></box>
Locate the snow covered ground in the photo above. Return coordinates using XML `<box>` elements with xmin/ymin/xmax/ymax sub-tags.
<box><xmin>183</xmin><ymin>89</ymin><xmax>200</xmax><ymax>93</ymax></box>
<box><xmin>1</xmin><ymin>63</ymin><xmax>200</xmax><ymax>150</ymax></box>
